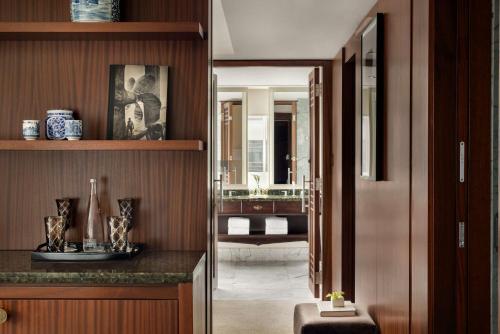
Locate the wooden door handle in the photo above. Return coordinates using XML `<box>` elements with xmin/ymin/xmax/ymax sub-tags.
<box><xmin>0</xmin><ymin>308</ymin><xmax>7</xmax><ymax>324</ymax></box>
<box><xmin>253</xmin><ymin>205</ymin><xmax>263</xmax><ymax>211</ymax></box>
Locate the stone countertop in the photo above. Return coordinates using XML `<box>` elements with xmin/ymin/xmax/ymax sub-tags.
<box><xmin>0</xmin><ymin>250</ymin><xmax>205</xmax><ymax>285</ymax></box>
<box><xmin>223</xmin><ymin>195</ymin><xmax>303</xmax><ymax>202</ymax></box>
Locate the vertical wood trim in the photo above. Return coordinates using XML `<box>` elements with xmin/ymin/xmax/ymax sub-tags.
<box><xmin>456</xmin><ymin>0</ymin><xmax>469</xmax><ymax>333</ymax></box>
<box><xmin>178</xmin><ymin>283</ymin><xmax>194</xmax><ymax>334</ymax></box>
<box><xmin>467</xmin><ymin>0</ymin><xmax>492</xmax><ymax>332</ymax></box>
<box><xmin>322</xmin><ymin>61</ymin><xmax>334</xmax><ymax>300</ymax></box>
<box><xmin>411</xmin><ymin>0</ymin><xmax>430</xmax><ymax>333</ymax></box>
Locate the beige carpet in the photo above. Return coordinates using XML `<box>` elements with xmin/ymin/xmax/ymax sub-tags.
<box><xmin>213</xmin><ymin>300</ymin><xmax>303</xmax><ymax>334</ymax></box>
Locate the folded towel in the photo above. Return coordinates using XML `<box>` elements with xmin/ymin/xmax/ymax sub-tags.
<box><xmin>228</xmin><ymin>217</ymin><xmax>250</xmax><ymax>235</ymax></box>
<box><xmin>265</xmin><ymin>217</ymin><xmax>288</xmax><ymax>235</ymax></box>
<box><xmin>228</xmin><ymin>228</ymin><xmax>250</xmax><ymax>235</ymax></box>
<box><xmin>228</xmin><ymin>217</ymin><xmax>250</xmax><ymax>229</ymax></box>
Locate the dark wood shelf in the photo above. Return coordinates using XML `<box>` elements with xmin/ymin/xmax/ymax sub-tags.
<box><xmin>0</xmin><ymin>22</ymin><xmax>204</xmax><ymax>40</ymax></box>
<box><xmin>218</xmin><ymin>233</ymin><xmax>308</xmax><ymax>246</ymax></box>
<box><xmin>0</xmin><ymin>140</ymin><xmax>205</xmax><ymax>151</ymax></box>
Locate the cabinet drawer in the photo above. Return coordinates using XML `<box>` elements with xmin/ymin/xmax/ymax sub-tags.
<box><xmin>221</xmin><ymin>200</ymin><xmax>242</xmax><ymax>214</ymax></box>
<box><xmin>0</xmin><ymin>299</ymin><xmax>177</xmax><ymax>334</ymax></box>
<box><xmin>242</xmin><ymin>201</ymin><xmax>274</xmax><ymax>214</ymax></box>
<box><xmin>274</xmin><ymin>201</ymin><xmax>303</xmax><ymax>214</ymax></box>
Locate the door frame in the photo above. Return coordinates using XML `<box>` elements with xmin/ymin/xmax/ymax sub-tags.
<box><xmin>211</xmin><ymin>59</ymin><xmax>333</xmax><ymax>300</ymax></box>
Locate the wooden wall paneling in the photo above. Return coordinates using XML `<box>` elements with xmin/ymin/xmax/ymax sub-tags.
<box><xmin>331</xmin><ymin>55</ymin><xmax>343</xmax><ymax>296</ymax></box>
<box><xmin>341</xmin><ymin>1</ymin><xmax>412</xmax><ymax>333</ymax></box>
<box><xmin>467</xmin><ymin>0</ymin><xmax>492</xmax><ymax>332</ymax></box>
<box><xmin>0</xmin><ymin>299</ymin><xmax>178</xmax><ymax>334</ymax></box>
<box><xmin>410</xmin><ymin>0</ymin><xmax>430</xmax><ymax>333</ymax></box>
<box><xmin>0</xmin><ymin>0</ymin><xmax>210</xmax><ymax>253</ymax></box>
<box><xmin>330</xmin><ymin>49</ymin><xmax>356</xmax><ymax>302</ymax></box>
<box><xmin>0</xmin><ymin>151</ymin><xmax>207</xmax><ymax>251</ymax></box>
<box><xmin>430</xmin><ymin>0</ymin><xmax>459</xmax><ymax>333</ymax></box>
<box><xmin>456</xmin><ymin>0</ymin><xmax>469</xmax><ymax>333</ymax></box>
<box><xmin>321</xmin><ymin>61</ymin><xmax>334</xmax><ymax>300</ymax></box>
<box><xmin>341</xmin><ymin>53</ymin><xmax>356</xmax><ymax>302</ymax></box>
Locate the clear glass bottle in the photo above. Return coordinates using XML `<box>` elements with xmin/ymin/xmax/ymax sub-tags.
<box><xmin>83</xmin><ymin>179</ymin><xmax>105</xmax><ymax>252</ymax></box>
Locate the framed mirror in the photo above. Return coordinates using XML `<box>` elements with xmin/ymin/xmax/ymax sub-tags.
<box><xmin>361</xmin><ymin>13</ymin><xmax>384</xmax><ymax>181</ymax></box>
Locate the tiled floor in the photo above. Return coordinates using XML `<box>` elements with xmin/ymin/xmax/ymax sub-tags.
<box><xmin>213</xmin><ymin>260</ymin><xmax>316</xmax><ymax>333</ymax></box>
<box><xmin>214</xmin><ymin>260</ymin><xmax>314</xmax><ymax>300</ymax></box>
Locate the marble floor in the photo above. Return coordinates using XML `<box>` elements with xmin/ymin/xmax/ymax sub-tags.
<box><xmin>213</xmin><ymin>260</ymin><xmax>317</xmax><ymax>333</ymax></box>
<box><xmin>214</xmin><ymin>260</ymin><xmax>314</xmax><ymax>300</ymax></box>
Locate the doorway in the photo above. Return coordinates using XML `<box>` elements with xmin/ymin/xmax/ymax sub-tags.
<box><xmin>210</xmin><ymin>61</ymin><xmax>332</xmax><ymax>334</ymax></box>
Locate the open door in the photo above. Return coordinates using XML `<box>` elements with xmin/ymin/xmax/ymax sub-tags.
<box><xmin>308</xmin><ymin>67</ymin><xmax>322</xmax><ymax>298</ymax></box>
<box><xmin>211</xmin><ymin>74</ymin><xmax>220</xmax><ymax>291</ymax></box>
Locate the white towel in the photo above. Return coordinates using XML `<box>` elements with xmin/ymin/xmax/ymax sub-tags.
<box><xmin>265</xmin><ymin>217</ymin><xmax>288</xmax><ymax>235</ymax></box>
<box><xmin>228</xmin><ymin>217</ymin><xmax>250</xmax><ymax>235</ymax></box>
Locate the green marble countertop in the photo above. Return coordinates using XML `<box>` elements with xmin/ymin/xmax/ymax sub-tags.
<box><xmin>0</xmin><ymin>250</ymin><xmax>205</xmax><ymax>285</ymax></box>
<box><xmin>223</xmin><ymin>195</ymin><xmax>302</xmax><ymax>202</ymax></box>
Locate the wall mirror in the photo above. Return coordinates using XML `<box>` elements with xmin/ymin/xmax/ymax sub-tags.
<box><xmin>361</xmin><ymin>13</ymin><xmax>384</xmax><ymax>181</ymax></box>
<box><xmin>214</xmin><ymin>67</ymin><xmax>313</xmax><ymax>191</ymax></box>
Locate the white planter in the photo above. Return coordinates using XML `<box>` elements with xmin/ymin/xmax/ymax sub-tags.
<box><xmin>332</xmin><ymin>297</ymin><xmax>345</xmax><ymax>308</ymax></box>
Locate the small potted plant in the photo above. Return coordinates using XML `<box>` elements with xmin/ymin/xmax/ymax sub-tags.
<box><xmin>326</xmin><ymin>290</ymin><xmax>345</xmax><ymax>308</ymax></box>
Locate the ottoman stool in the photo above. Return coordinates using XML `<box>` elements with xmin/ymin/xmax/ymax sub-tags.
<box><xmin>294</xmin><ymin>303</ymin><xmax>378</xmax><ymax>334</ymax></box>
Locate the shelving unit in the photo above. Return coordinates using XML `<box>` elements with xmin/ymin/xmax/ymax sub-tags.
<box><xmin>0</xmin><ymin>22</ymin><xmax>204</xmax><ymax>40</ymax></box>
<box><xmin>0</xmin><ymin>140</ymin><xmax>205</xmax><ymax>151</ymax></box>
<box><xmin>218</xmin><ymin>233</ymin><xmax>308</xmax><ymax>246</ymax></box>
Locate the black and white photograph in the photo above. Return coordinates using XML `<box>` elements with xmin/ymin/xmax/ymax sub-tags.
<box><xmin>107</xmin><ymin>65</ymin><xmax>168</xmax><ymax>140</ymax></box>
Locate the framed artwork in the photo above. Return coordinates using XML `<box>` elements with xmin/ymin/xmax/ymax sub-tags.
<box><xmin>107</xmin><ymin>65</ymin><xmax>168</xmax><ymax>140</ymax></box>
<box><xmin>360</xmin><ymin>13</ymin><xmax>384</xmax><ymax>181</ymax></box>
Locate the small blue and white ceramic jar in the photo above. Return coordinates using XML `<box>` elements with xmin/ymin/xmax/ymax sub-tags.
<box><xmin>64</xmin><ymin>120</ymin><xmax>83</xmax><ymax>141</ymax></box>
<box><xmin>22</xmin><ymin>120</ymin><xmax>40</xmax><ymax>140</ymax></box>
<box><xmin>46</xmin><ymin>110</ymin><xmax>74</xmax><ymax>140</ymax></box>
<box><xmin>71</xmin><ymin>0</ymin><xmax>121</xmax><ymax>22</ymax></box>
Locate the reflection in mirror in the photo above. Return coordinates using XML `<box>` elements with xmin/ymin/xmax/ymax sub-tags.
<box><xmin>214</xmin><ymin>67</ymin><xmax>313</xmax><ymax>192</ymax></box>
<box><xmin>218</xmin><ymin>91</ymin><xmax>245</xmax><ymax>185</ymax></box>
<box><xmin>273</xmin><ymin>92</ymin><xmax>310</xmax><ymax>187</ymax></box>
<box><xmin>248</xmin><ymin>115</ymin><xmax>268</xmax><ymax>190</ymax></box>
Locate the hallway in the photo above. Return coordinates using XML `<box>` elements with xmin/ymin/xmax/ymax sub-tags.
<box><xmin>213</xmin><ymin>260</ymin><xmax>316</xmax><ymax>333</ymax></box>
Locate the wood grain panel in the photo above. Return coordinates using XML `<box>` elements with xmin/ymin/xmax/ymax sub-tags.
<box><xmin>342</xmin><ymin>1</ymin><xmax>412</xmax><ymax>333</ymax></box>
<box><xmin>0</xmin><ymin>299</ymin><xmax>178</xmax><ymax>334</ymax></box>
<box><xmin>0</xmin><ymin>0</ymin><xmax>208</xmax><ymax>24</ymax></box>
<box><xmin>0</xmin><ymin>151</ymin><xmax>207</xmax><ymax>251</ymax></box>
<box><xmin>0</xmin><ymin>22</ymin><xmax>205</xmax><ymax>41</ymax></box>
<box><xmin>0</xmin><ymin>40</ymin><xmax>207</xmax><ymax>140</ymax></box>
<box><xmin>0</xmin><ymin>140</ymin><xmax>204</xmax><ymax>151</ymax></box>
<box><xmin>410</xmin><ymin>0</ymin><xmax>430</xmax><ymax>333</ymax></box>
<box><xmin>0</xmin><ymin>0</ymin><xmax>210</xmax><ymax>253</ymax></box>
<box><xmin>331</xmin><ymin>56</ymin><xmax>343</xmax><ymax>296</ymax></box>
<box><xmin>0</xmin><ymin>286</ymin><xmax>178</xmax><ymax>300</ymax></box>
<box><xmin>467</xmin><ymin>0</ymin><xmax>492</xmax><ymax>332</ymax></box>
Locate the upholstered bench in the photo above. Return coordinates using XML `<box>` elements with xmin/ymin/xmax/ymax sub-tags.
<box><xmin>294</xmin><ymin>303</ymin><xmax>378</xmax><ymax>334</ymax></box>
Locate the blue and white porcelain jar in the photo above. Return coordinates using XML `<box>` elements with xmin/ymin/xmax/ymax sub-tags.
<box><xmin>46</xmin><ymin>110</ymin><xmax>74</xmax><ymax>140</ymax></box>
<box><xmin>22</xmin><ymin>120</ymin><xmax>40</xmax><ymax>140</ymax></box>
<box><xmin>64</xmin><ymin>120</ymin><xmax>83</xmax><ymax>141</ymax></box>
<box><xmin>71</xmin><ymin>0</ymin><xmax>121</xmax><ymax>22</ymax></box>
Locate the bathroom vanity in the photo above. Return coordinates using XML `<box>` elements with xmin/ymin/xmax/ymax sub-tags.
<box><xmin>0</xmin><ymin>251</ymin><xmax>206</xmax><ymax>334</ymax></box>
<box><xmin>217</xmin><ymin>195</ymin><xmax>308</xmax><ymax>245</ymax></box>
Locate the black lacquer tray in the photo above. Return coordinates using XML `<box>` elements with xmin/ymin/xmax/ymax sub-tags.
<box><xmin>31</xmin><ymin>242</ymin><xmax>144</xmax><ymax>262</ymax></box>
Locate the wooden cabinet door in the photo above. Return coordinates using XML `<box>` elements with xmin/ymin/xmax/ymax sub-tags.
<box><xmin>0</xmin><ymin>300</ymin><xmax>177</xmax><ymax>334</ymax></box>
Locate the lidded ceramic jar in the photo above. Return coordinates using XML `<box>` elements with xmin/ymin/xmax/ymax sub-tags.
<box><xmin>46</xmin><ymin>110</ymin><xmax>74</xmax><ymax>140</ymax></box>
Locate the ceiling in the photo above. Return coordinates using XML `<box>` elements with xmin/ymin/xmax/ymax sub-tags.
<box><xmin>214</xmin><ymin>67</ymin><xmax>313</xmax><ymax>87</ymax></box>
<box><xmin>213</xmin><ymin>0</ymin><xmax>377</xmax><ymax>60</ymax></box>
